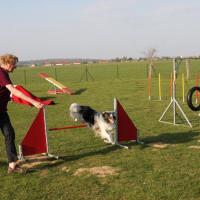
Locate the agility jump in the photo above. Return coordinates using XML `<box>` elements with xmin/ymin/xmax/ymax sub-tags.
<box><xmin>18</xmin><ymin>99</ymin><xmax>140</xmax><ymax>160</ymax></box>
<box><xmin>39</xmin><ymin>73</ymin><xmax>74</xmax><ymax>95</ymax></box>
<box><xmin>49</xmin><ymin>124</ymin><xmax>87</xmax><ymax>131</ymax></box>
<box><xmin>49</xmin><ymin>98</ymin><xmax>140</xmax><ymax>149</ymax></box>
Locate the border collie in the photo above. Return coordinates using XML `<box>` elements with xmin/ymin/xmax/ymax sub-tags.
<box><xmin>69</xmin><ymin>103</ymin><xmax>116</xmax><ymax>144</ymax></box>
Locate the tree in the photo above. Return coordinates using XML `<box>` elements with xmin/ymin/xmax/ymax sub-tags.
<box><xmin>143</xmin><ymin>48</ymin><xmax>157</xmax><ymax>78</ymax></box>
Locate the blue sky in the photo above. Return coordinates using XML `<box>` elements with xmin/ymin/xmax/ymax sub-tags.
<box><xmin>0</xmin><ymin>0</ymin><xmax>200</xmax><ymax>61</ymax></box>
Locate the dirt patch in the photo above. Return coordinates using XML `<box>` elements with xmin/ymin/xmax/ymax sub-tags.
<box><xmin>74</xmin><ymin>166</ymin><xmax>120</xmax><ymax>177</ymax></box>
<box><xmin>148</xmin><ymin>142</ymin><xmax>172</xmax><ymax>149</ymax></box>
<box><xmin>17</xmin><ymin>155</ymin><xmax>60</xmax><ymax>171</ymax></box>
<box><xmin>61</xmin><ymin>166</ymin><xmax>70</xmax><ymax>172</ymax></box>
<box><xmin>188</xmin><ymin>145</ymin><xmax>200</xmax><ymax>150</ymax></box>
<box><xmin>40</xmin><ymin>169</ymin><xmax>49</xmax><ymax>177</ymax></box>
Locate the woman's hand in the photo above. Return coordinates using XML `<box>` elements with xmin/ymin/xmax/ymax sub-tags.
<box><xmin>32</xmin><ymin>101</ymin><xmax>44</xmax><ymax>109</ymax></box>
<box><xmin>6</xmin><ymin>84</ymin><xmax>44</xmax><ymax>109</ymax></box>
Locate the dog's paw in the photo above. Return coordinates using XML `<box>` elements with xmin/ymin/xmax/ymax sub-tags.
<box><xmin>110</xmin><ymin>141</ymin><xmax>115</xmax><ymax>145</ymax></box>
<box><xmin>103</xmin><ymin>139</ymin><xmax>111</xmax><ymax>144</ymax></box>
<box><xmin>103</xmin><ymin>139</ymin><xmax>114</xmax><ymax>144</ymax></box>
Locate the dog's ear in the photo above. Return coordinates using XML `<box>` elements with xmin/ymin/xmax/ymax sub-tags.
<box><xmin>102</xmin><ymin>112</ymin><xmax>109</xmax><ymax>119</ymax></box>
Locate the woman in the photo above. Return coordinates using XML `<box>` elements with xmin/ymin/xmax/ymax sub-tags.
<box><xmin>0</xmin><ymin>54</ymin><xmax>43</xmax><ymax>173</ymax></box>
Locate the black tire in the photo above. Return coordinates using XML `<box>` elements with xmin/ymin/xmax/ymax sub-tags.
<box><xmin>187</xmin><ymin>86</ymin><xmax>200</xmax><ymax>111</ymax></box>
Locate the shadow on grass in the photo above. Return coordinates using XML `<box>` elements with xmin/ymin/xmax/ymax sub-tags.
<box><xmin>39</xmin><ymin>96</ymin><xmax>56</xmax><ymax>100</ymax></box>
<box><xmin>140</xmin><ymin>130</ymin><xmax>200</xmax><ymax>149</ymax></box>
<box><xmin>25</xmin><ymin>145</ymin><xmax>119</xmax><ymax>173</ymax></box>
<box><xmin>190</xmin><ymin>117</ymin><xmax>200</xmax><ymax>126</ymax></box>
<box><xmin>39</xmin><ymin>96</ymin><xmax>57</xmax><ymax>105</ymax></box>
<box><xmin>59</xmin><ymin>145</ymin><xmax>119</xmax><ymax>162</ymax></box>
<box><xmin>73</xmin><ymin>88</ymin><xmax>87</xmax><ymax>95</ymax></box>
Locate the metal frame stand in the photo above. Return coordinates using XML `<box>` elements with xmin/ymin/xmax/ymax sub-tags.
<box><xmin>18</xmin><ymin>107</ymin><xmax>58</xmax><ymax>161</ymax></box>
<box><xmin>43</xmin><ymin>107</ymin><xmax>59</xmax><ymax>159</ymax></box>
<box><xmin>113</xmin><ymin>98</ymin><xmax>143</xmax><ymax>149</ymax></box>
<box><xmin>159</xmin><ymin>58</ymin><xmax>192</xmax><ymax>127</ymax></box>
<box><xmin>79</xmin><ymin>65</ymin><xmax>94</xmax><ymax>82</ymax></box>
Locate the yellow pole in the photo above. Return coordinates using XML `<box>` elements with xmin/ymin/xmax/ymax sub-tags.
<box><xmin>159</xmin><ymin>73</ymin><xmax>161</xmax><ymax>100</ymax></box>
<box><xmin>182</xmin><ymin>73</ymin><xmax>185</xmax><ymax>103</ymax></box>
<box><xmin>170</xmin><ymin>72</ymin><xmax>173</xmax><ymax>100</ymax></box>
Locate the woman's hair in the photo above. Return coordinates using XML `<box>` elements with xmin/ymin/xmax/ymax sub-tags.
<box><xmin>0</xmin><ymin>54</ymin><xmax>18</xmax><ymax>65</ymax></box>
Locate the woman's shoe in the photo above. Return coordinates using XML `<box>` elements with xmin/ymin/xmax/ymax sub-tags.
<box><xmin>7</xmin><ymin>166</ymin><xmax>26</xmax><ymax>174</ymax></box>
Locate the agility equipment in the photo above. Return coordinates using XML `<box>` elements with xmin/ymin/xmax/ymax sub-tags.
<box><xmin>49</xmin><ymin>98</ymin><xmax>140</xmax><ymax>149</ymax></box>
<box><xmin>158</xmin><ymin>73</ymin><xmax>162</xmax><ymax>100</ymax></box>
<box><xmin>182</xmin><ymin>73</ymin><xmax>185</xmax><ymax>103</ymax></box>
<box><xmin>148</xmin><ymin>72</ymin><xmax>171</xmax><ymax>101</ymax></box>
<box><xmin>39</xmin><ymin>73</ymin><xmax>74</xmax><ymax>95</ymax></box>
<box><xmin>170</xmin><ymin>72</ymin><xmax>173</xmax><ymax>100</ymax></box>
<box><xmin>11</xmin><ymin>85</ymin><xmax>55</xmax><ymax>106</ymax></box>
<box><xmin>49</xmin><ymin>124</ymin><xmax>87</xmax><ymax>131</ymax></box>
<box><xmin>148</xmin><ymin>72</ymin><xmax>151</xmax><ymax>100</ymax></box>
<box><xmin>185</xmin><ymin>59</ymin><xmax>190</xmax><ymax>80</ymax></box>
<box><xmin>114</xmin><ymin>98</ymin><xmax>139</xmax><ymax>148</ymax></box>
<box><xmin>159</xmin><ymin>58</ymin><xmax>192</xmax><ymax>127</ymax></box>
<box><xmin>187</xmin><ymin>86</ymin><xmax>200</xmax><ymax>111</ymax></box>
<box><xmin>19</xmin><ymin>99</ymin><xmax>140</xmax><ymax>158</ymax></box>
<box><xmin>18</xmin><ymin>107</ymin><xmax>58</xmax><ymax>160</ymax></box>
<box><xmin>147</xmin><ymin>72</ymin><xmax>162</xmax><ymax>101</ymax></box>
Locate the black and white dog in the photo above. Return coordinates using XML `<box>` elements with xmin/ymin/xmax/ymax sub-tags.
<box><xmin>69</xmin><ymin>103</ymin><xmax>116</xmax><ymax>144</ymax></box>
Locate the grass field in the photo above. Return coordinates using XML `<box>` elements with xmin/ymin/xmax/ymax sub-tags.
<box><xmin>0</xmin><ymin>60</ymin><xmax>200</xmax><ymax>200</ymax></box>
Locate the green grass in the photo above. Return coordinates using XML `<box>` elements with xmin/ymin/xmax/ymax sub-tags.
<box><xmin>0</xmin><ymin>60</ymin><xmax>200</xmax><ymax>200</ymax></box>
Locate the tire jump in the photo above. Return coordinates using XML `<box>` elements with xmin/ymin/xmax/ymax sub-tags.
<box><xmin>187</xmin><ymin>86</ymin><xmax>200</xmax><ymax>111</ymax></box>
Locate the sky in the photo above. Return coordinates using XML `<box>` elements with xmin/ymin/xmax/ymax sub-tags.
<box><xmin>0</xmin><ymin>0</ymin><xmax>200</xmax><ymax>61</ymax></box>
